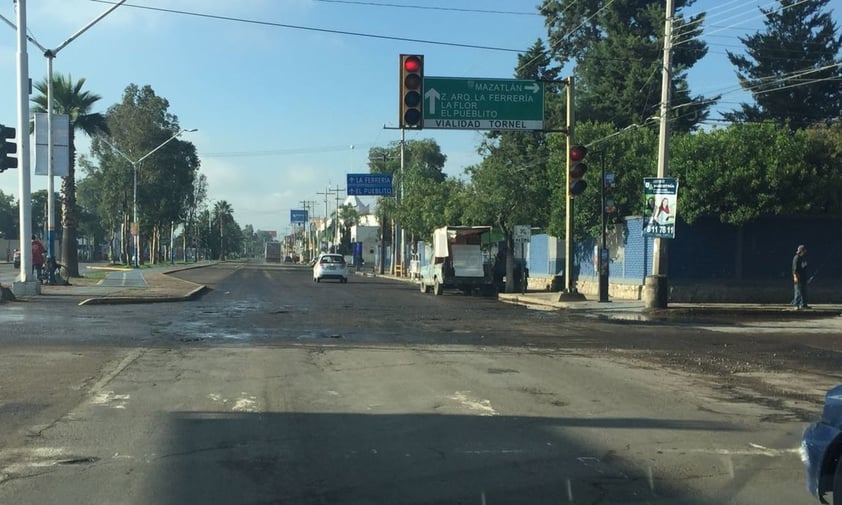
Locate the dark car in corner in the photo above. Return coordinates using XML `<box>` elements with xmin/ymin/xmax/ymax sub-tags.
<box><xmin>803</xmin><ymin>385</ymin><xmax>842</xmax><ymax>504</ymax></box>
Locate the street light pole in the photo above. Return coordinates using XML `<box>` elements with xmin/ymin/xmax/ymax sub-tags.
<box><xmin>98</xmin><ymin>128</ymin><xmax>197</xmax><ymax>267</ymax></box>
<box><xmin>1</xmin><ymin>0</ymin><xmax>126</xmax><ymax>284</ymax></box>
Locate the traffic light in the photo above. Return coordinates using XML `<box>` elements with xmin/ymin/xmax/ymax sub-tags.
<box><xmin>399</xmin><ymin>54</ymin><xmax>424</xmax><ymax>129</ymax></box>
<box><xmin>0</xmin><ymin>124</ymin><xmax>16</xmax><ymax>172</ymax></box>
<box><xmin>569</xmin><ymin>145</ymin><xmax>588</xmax><ymax>196</ymax></box>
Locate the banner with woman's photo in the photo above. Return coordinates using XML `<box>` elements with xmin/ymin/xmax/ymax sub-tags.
<box><xmin>643</xmin><ymin>177</ymin><xmax>679</xmax><ymax>238</ymax></box>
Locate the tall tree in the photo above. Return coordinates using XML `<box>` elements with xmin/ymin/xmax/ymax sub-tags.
<box><xmin>214</xmin><ymin>200</ymin><xmax>234</xmax><ymax>260</ymax></box>
<box><xmin>725</xmin><ymin>0</ymin><xmax>842</xmax><ymax>130</ymax></box>
<box><xmin>91</xmin><ymin>84</ymin><xmax>197</xmax><ymax>264</ymax></box>
<box><xmin>367</xmin><ymin>139</ymin><xmax>449</xmax><ymax>243</ymax></box>
<box><xmin>0</xmin><ymin>190</ymin><xmax>17</xmax><ymax>241</ymax></box>
<box><xmin>31</xmin><ymin>74</ymin><xmax>107</xmax><ymax>276</ymax></box>
<box><xmin>539</xmin><ymin>0</ymin><xmax>712</xmax><ymax>132</ymax></box>
<box><xmin>467</xmin><ymin>40</ymin><xmax>560</xmax><ymax>292</ymax></box>
<box><xmin>183</xmin><ymin>174</ymin><xmax>208</xmax><ymax>262</ymax></box>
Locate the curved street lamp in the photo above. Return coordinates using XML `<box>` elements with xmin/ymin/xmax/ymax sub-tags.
<box><xmin>99</xmin><ymin>128</ymin><xmax>198</xmax><ymax>267</ymax></box>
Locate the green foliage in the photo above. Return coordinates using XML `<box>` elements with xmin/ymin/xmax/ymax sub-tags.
<box><xmin>31</xmin><ymin>73</ymin><xmax>107</xmax><ymax>276</ymax></box>
<box><xmin>87</xmin><ymin>84</ymin><xmax>203</xmax><ymax>263</ymax></box>
<box><xmin>725</xmin><ymin>0</ymin><xmax>842</xmax><ymax>130</ymax></box>
<box><xmin>673</xmin><ymin>124</ymin><xmax>803</xmax><ymax>225</ymax></box>
<box><xmin>546</xmin><ymin>122</ymin><xmax>659</xmax><ymax>239</ymax></box>
<box><xmin>366</xmin><ymin>139</ymin><xmax>455</xmax><ymax>242</ymax></box>
<box><xmin>539</xmin><ymin>0</ymin><xmax>712</xmax><ymax>132</ymax></box>
<box><xmin>0</xmin><ymin>190</ymin><xmax>16</xmax><ymax>240</ymax></box>
<box><xmin>466</xmin><ymin>131</ymin><xmax>554</xmax><ymax>236</ymax></box>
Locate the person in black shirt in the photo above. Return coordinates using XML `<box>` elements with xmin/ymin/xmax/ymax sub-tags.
<box><xmin>792</xmin><ymin>244</ymin><xmax>809</xmax><ymax>310</ymax></box>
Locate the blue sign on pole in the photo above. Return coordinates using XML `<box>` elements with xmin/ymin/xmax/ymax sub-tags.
<box><xmin>347</xmin><ymin>173</ymin><xmax>393</xmax><ymax>196</ymax></box>
<box><xmin>290</xmin><ymin>209</ymin><xmax>308</xmax><ymax>223</ymax></box>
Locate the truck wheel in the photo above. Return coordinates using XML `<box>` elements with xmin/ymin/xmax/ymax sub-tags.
<box><xmin>433</xmin><ymin>278</ymin><xmax>443</xmax><ymax>296</ymax></box>
<box><xmin>419</xmin><ymin>280</ymin><xmax>427</xmax><ymax>293</ymax></box>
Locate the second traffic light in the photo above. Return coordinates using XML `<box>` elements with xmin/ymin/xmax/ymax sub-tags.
<box><xmin>0</xmin><ymin>124</ymin><xmax>17</xmax><ymax>172</ymax></box>
<box><xmin>569</xmin><ymin>145</ymin><xmax>588</xmax><ymax>196</ymax></box>
<box><xmin>399</xmin><ymin>54</ymin><xmax>424</xmax><ymax>129</ymax></box>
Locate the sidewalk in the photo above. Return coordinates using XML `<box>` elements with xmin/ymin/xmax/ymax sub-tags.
<box><xmin>5</xmin><ymin>263</ymin><xmax>841</xmax><ymax>321</ymax></box>
<box><xmin>0</xmin><ymin>262</ymin><xmax>209</xmax><ymax>305</ymax></box>
<box><xmin>366</xmin><ymin>271</ymin><xmax>842</xmax><ymax>321</ymax></box>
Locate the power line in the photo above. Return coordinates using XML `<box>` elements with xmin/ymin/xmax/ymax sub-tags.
<box><xmin>203</xmin><ymin>143</ymin><xmax>370</xmax><ymax>158</ymax></box>
<box><xmin>312</xmin><ymin>0</ymin><xmax>539</xmax><ymax>16</ymax></box>
<box><xmin>673</xmin><ymin>0</ymin><xmax>813</xmax><ymax>48</ymax></box>
<box><xmin>514</xmin><ymin>0</ymin><xmax>617</xmax><ymax>76</ymax></box>
<box><xmin>89</xmin><ymin>0</ymin><xmax>524</xmax><ymax>53</ymax></box>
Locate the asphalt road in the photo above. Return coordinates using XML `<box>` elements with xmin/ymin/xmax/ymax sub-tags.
<box><xmin>1</xmin><ymin>262</ymin><xmax>839</xmax><ymax>504</ymax></box>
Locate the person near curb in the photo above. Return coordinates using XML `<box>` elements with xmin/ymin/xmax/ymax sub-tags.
<box><xmin>792</xmin><ymin>244</ymin><xmax>809</xmax><ymax>310</ymax></box>
<box><xmin>31</xmin><ymin>235</ymin><xmax>45</xmax><ymax>280</ymax></box>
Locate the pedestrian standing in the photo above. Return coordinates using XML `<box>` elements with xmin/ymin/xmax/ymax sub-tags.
<box><xmin>792</xmin><ymin>244</ymin><xmax>809</xmax><ymax>310</ymax></box>
<box><xmin>31</xmin><ymin>235</ymin><xmax>46</xmax><ymax>280</ymax></box>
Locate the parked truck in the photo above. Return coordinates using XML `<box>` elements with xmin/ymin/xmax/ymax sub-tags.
<box><xmin>418</xmin><ymin>226</ymin><xmax>495</xmax><ymax>296</ymax></box>
<box><xmin>264</xmin><ymin>242</ymin><xmax>282</xmax><ymax>263</ymax></box>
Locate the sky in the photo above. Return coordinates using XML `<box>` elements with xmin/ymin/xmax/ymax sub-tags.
<box><xmin>1</xmin><ymin>0</ymin><xmax>840</xmax><ymax>237</ymax></box>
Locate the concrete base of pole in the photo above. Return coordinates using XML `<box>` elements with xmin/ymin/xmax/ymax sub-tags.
<box><xmin>557</xmin><ymin>289</ymin><xmax>587</xmax><ymax>302</ymax></box>
<box><xmin>643</xmin><ymin>275</ymin><xmax>668</xmax><ymax>309</ymax></box>
<box><xmin>12</xmin><ymin>280</ymin><xmax>41</xmax><ymax>297</ymax></box>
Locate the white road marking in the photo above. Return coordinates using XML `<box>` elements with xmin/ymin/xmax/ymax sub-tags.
<box><xmin>0</xmin><ymin>447</ymin><xmax>67</xmax><ymax>482</ymax></box>
<box><xmin>232</xmin><ymin>393</ymin><xmax>258</xmax><ymax>412</ymax></box>
<box><xmin>447</xmin><ymin>391</ymin><xmax>497</xmax><ymax>416</ymax></box>
<box><xmin>658</xmin><ymin>445</ymin><xmax>801</xmax><ymax>457</ymax></box>
<box><xmin>90</xmin><ymin>391</ymin><xmax>130</xmax><ymax>409</ymax></box>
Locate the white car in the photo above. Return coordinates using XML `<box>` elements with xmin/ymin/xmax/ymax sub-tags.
<box><xmin>313</xmin><ymin>253</ymin><xmax>348</xmax><ymax>283</ymax></box>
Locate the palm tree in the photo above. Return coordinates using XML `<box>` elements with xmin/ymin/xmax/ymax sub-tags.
<box><xmin>32</xmin><ymin>74</ymin><xmax>107</xmax><ymax>277</ymax></box>
<box><xmin>214</xmin><ymin>200</ymin><xmax>234</xmax><ymax>260</ymax></box>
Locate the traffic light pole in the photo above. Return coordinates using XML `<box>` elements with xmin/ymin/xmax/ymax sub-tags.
<box><xmin>599</xmin><ymin>151</ymin><xmax>609</xmax><ymax>302</ymax></box>
<box><xmin>560</xmin><ymin>77</ymin><xmax>584</xmax><ymax>301</ymax></box>
<box><xmin>563</xmin><ymin>77</ymin><xmax>574</xmax><ymax>295</ymax></box>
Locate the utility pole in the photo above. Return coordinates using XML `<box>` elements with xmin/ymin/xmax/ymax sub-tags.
<box><xmin>300</xmin><ymin>199</ymin><xmax>309</xmax><ymax>260</ymax></box>
<box><xmin>645</xmin><ymin>0</ymin><xmax>675</xmax><ymax>309</ymax></box>
<box><xmin>331</xmin><ymin>185</ymin><xmax>345</xmax><ymax>253</ymax></box>
<box><xmin>316</xmin><ymin>188</ymin><xmax>332</xmax><ymax>254</ymax></box>
<box><xmin>307</xmin><ymin>200</ymin><xmax>317</xmax><ymax>260</ymax></box>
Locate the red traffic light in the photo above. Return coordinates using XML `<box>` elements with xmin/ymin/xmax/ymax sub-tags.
<box><xmin>399</xmin><ymin>54</ymin><xmax>424</xmax><ymax>129</ymax></box>
<box><xmin>404</xmin><ymin>56</ymin><xmax>421</xmax><ymax>73</ymax></box>
<box><xmin>570</xmin><ymin>145</ymin><xmax>587</xmax><ymax>162</ymax></box>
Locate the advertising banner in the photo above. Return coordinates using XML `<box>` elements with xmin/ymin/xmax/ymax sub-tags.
<box><xmin>643</xmin><ymin>177</ymin><xmax>679</xmax><ymax>239</ymax></box>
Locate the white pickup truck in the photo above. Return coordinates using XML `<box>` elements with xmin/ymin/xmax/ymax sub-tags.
<box><xmin>418</xmin><ymin>226</ymin><xmax>495</xmax><ymax>296</ymax></box>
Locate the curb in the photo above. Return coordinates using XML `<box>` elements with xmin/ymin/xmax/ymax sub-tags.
<box><xmin>78</xmin><ymin>284</ymin><xmax>209</xmax><ymax>306</ymax></box>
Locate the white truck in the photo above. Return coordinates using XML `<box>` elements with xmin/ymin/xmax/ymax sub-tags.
<box><xmin>418</xmin><ymin>226</ymin><xmax>495</xmax><ymax>296</ymax></box>
<box><xmin>264</xmin><ymin>242</ymin><xmax>282</xmax><ymax>263</ymax></box>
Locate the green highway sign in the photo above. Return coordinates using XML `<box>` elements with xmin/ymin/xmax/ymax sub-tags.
<box><xmin>423</xmin><ymin>77</ymin><xmax>544</xmax><ymax>131</ymax></box>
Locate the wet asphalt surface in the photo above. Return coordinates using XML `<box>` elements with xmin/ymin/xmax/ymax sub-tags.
<box><xmin>3</xmin><ymin>262</ymin><xmax>841</xmax><ymax>412</ymax></box>
<box><xmin>1</xmin><ymin>262</ymin><xmax>840</xmax><ymax>504</ymax></box>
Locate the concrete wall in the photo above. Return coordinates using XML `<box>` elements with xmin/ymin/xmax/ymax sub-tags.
<box><xmin>525</xmin><ymin>215</ymin><xmax>842</xmax><ymax>303</ymax></box>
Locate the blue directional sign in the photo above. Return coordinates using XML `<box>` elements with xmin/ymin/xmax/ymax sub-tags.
<box><xmin>347</xmin><ymin>173</ymin><xmax>393</xmax><ymax>196</ymax></box>
<box><xmin>290</xmin><ymin>209</ymin><xmax>308</xmax><ymax>223</ymax></box>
